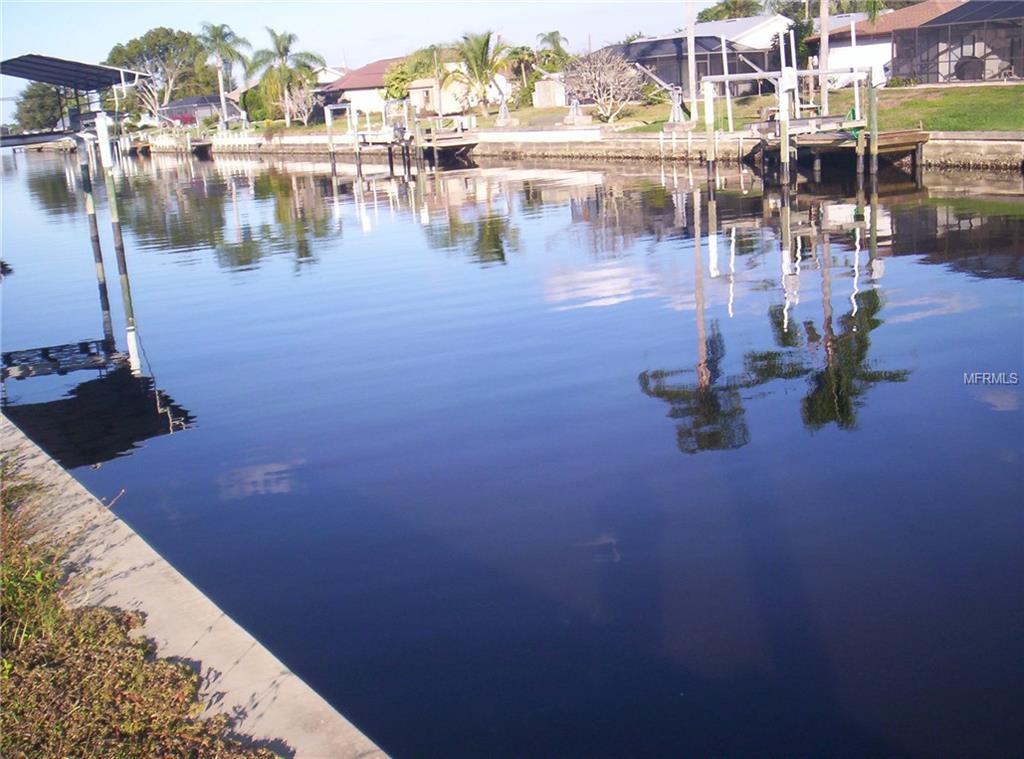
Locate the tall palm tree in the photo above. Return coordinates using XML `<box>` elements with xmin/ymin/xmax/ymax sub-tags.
<box><xmin>248</xmin><ymin>28</ymin><xmax>325</xmax><ymax>127</ymax></box>
<box><xmin>445</xmin><ymin>31</ymin><xmax>509</xmax><ymax>117</ymax></box>
<box><xmin>536</xmin><ymin>30</ymin><xmax>568</xmax><ymax>55</ymax></box>
<box><xmin>199</xmin><ymin>23</ymin><xmax>250</xmax><ymax>129</ymax></box>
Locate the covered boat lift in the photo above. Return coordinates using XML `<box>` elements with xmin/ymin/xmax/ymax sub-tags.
<box><xmin>0</xmin><ymin>53</ymin><xmax>148</xmax><ymax>153</ymax></box>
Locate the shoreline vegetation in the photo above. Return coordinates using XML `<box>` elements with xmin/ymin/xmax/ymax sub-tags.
<box><xmin>0</xmin><ymin>454</ymin><xmax>279</xmax><ymax>759</ymax></box>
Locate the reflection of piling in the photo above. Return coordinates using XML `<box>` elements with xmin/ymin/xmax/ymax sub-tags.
<box><xmin>702</xmin><ymin>82</ymin><xmax>715</xmax><ymax>184</ymax></box>
<box><xmin>75</xmin><ymin>140</ymin><xmax>113</xmax><ymax>344</ymax></box>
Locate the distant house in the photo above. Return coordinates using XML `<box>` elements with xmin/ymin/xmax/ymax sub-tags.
<box><xmin>406</xmin><ymin>63</ymin><xmax>511</xmax><ymax>115</ymax></box>
<box><xmin>890</xmin><ymin>0</ymin><xmax>1024</xmax><ymax>83</ymax></box>
<box><xmin>322</xmin><ymin>56</ymin><xmax>405</xmax><ymax>115</ymax></box>
<box><xmin>604</xmin><ymin>15</ymin><xmax>793</xmax><ymax>98</ymax></box>
<box><xmin>159</xmin><ymin>95</ymin><xmax>240</xmax><ymax>125</ymax></box>
<box><xmin>808</xmin><ymin>0</ymin><xmax>965</xmax><ymax>84</ymax></box>
<box><xmin>311</xmin><ymin>64</ymin><xmax>349</xmax><ymax>89</ymax></box>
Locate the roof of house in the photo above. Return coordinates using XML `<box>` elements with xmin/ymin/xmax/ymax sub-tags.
<box><xmin>808</xmin><ymin>0</ymin><xmax>965</xmax><ymax>41</ymax></box>
<box><xmin>642</xmin><ymin>14</ymin><xmax>791</xmax><ymax>44</ymax></box>
<box><xmin>323</xmin><ymin>56</ymin><xmax>405</xmax><ymax>92</ymax></box>
<box><xmin>923</xmin><ymin>0</ymin><xmax>1024</xmax><ymax>25</ymax></box>
<box><xmin>608</xmin><ymin>36</ymin><xmax>756</xmax><ymax>61</ymax></box>
<box><xmin>161</xmin><ymin>95</ymin><xmax>222</xmax><ymax>109</ymax></box>
<box><xmin>813</xmin><ymin>12</ymin><xmax>870</xmax><ymax>33</ymax></box>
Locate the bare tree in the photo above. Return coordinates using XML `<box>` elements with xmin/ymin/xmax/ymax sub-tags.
<box><xmin>564</xmin><ymin>49</ymin><xmax>642</xmax><ymax>123</ymax></box>
<box><xmin>287</xmin><ymin>81</ymin><xmax>317</xmax><ymax>126</ymax></box>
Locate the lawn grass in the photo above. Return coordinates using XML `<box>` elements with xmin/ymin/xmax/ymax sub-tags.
<box><xmin>0</xmin><ymin>455</ymin><xmax>278</xmax><ymax>759</ymax></box>
<box><xmin>621</xmin><ymin>84</ymin><xmax>1024</xmax><ymax>133</ymax></box>
<box><xmin>218</xmin><ymin>84</ymin><xmax>1022</xmax><ymax>137</ymax></box>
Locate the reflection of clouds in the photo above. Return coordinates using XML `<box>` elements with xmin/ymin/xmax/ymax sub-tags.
<box><xmin>544</xmin><ymin>258</ymin><xmax>738</xmax><ymax>313</ymax></box>
<box><xmin>217</xmin><ymin>459</ymin><xmax>305</xmax><ymax>501</ymax></box>
<box><xmin>885</xmin><ymin>291</ymin><xmax>980</xmax><ymax>324</ymax></box>
<box><xmin>544</xmin><ymin>263</ymin><xmax>663</xmax><ymax>310</ymax></box>
<box><xmin>976</xmin><ymin>388</ymin><xmax>1020</xmax><ymax>412</ymax></box>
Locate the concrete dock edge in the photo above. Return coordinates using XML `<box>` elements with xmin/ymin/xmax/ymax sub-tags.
<box><xmin>0</xmin><ymin>415</ymin><xmax>388</xmax><ymax>759</ymax></box>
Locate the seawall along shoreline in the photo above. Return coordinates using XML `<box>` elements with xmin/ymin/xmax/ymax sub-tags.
<box><xmin>0</xmin><ymin>415</ymin><xmax>388</xmax><ymax>759</ymax></box>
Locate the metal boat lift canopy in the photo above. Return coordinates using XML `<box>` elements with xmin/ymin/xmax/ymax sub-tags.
<box><xmin>0</xmin><ymin>53</ymin><xmax>148</xmax><ymax>90</ymax></box>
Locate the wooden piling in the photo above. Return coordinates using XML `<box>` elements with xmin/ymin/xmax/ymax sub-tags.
<box><xmin>387</xmin><ymin>144</ymin><xmax>395</xmax><ymax>177</ymax></box>
<box><xmin>868</xmin><ymin>77</ymin><xmax>879</xmax><ymax>178</ymax></box>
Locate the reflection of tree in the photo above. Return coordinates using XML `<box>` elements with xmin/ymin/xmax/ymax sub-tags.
<box><xmin>640</xmin><ymin>322</ymin><xmax>751</xmax><ymax>454</ymax></box>
<box><xmin>640</xmin><ymin>191</ymin><xmax>751</xmax><ymax>454</ymax></box>
<box><xmin>569</xmin><ymin>182</ymin><xmax>679</xmax><ymax>259</ymax></box>
<box><xmin>800</xmin><ymin>288</ymin><xmax>910</xmax><ymax>429</ymax></box>
<box><xmin>422</xmin><ymin>207</ymin><xmax>518</xmax><ymax>266</ymax></box>
<box><xmin>119</xmin><ymin>170</ymin><xmax>229</xmax><ymax>252</ymax></box>
<box><xmin>117</xmin><ymin>167</ymin><xmax>330</xmax><ymax>270</ymax></box>
<box><xmin>26</xmin><ymin>165</ymin><xmax>79</xmax><ymax>217</ymax></box>
<box><xmin>642</xmin><ymin>190</ymin><xmax>911</xmax><ymax>454</ymax></box>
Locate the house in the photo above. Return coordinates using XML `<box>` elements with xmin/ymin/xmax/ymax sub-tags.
<box><xmin>321</xmin><ymin>56</ymin><xmax>404</xmax><ymax>115</ymax></box>
<box><xmin>607</xmin><ymin>15</ymin><xmax>792</xmax><ymax>98</ymax></box>
<box><xmin>406</xmin><ymin>63</ymin><xmax>511</xmax><ymax>115</ymax></box>
<box><xmin>311</xmin><ymin>64</ymin><xmax>349</xmax><ymax>89</ymax></box>
<box><xmin>808</xmin><ymin>0</ymin><xmax>965</xmax><ymax>84</ymax></box>
<box><xmin>159</xmin><ymin>95</ymin><xmax>240</xmax><ymax>125</ymax></box>
<box><xmin>890</xmin><ymin>0</ymin><xmax>1024</xmax><ymax>83</ymax></box>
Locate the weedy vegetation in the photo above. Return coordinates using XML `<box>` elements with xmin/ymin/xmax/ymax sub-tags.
<box><xmin>0</xmin><ymin>453</ymin><xmax>279</xmax><ymax>758</ymax></box>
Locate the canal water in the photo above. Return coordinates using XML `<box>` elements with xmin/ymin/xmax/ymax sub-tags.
<box><xmin>2</xmin><ymin>151</ymin><xmax>1022</xmax><ymax>757</ymax></box>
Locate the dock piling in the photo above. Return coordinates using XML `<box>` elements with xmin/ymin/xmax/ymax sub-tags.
<box><xmin>868</xmin><ymin>75</ymin><xmax>879</xmax><ymax>180</ymax></box>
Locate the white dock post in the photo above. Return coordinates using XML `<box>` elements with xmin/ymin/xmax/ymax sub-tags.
<box><xmin>720</xmin><ymin>35</ymin><xmax>734</xmax><ymax>133</ymax></box>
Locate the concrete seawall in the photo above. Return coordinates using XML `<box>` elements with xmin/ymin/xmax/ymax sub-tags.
<box><xmin>0</xmin><ymin>416</ymin><xmax>387</xmax><ymax>759</ymax></box>
<box><xmin>156</xmin><ymin>128</ymin><xmax>1024</xmax><ymax>171</ymax></box>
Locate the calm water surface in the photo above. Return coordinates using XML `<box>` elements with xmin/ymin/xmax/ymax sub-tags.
<box><xmin>2</xmin><ymin>151</ymin><xmax>1022</xmax><ymax>757</ymax></box>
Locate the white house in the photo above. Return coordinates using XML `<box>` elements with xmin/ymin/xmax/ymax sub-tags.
<box><xmin>406</xmin><ymin>63</ymin><xmax>511</xmax><ymax>115</ymax></box>
<box><xmin>322</xmin><ymin>56</ymin><xmax>405</xmax><ymax>116</ymax></box>
<box><xmin>312</xmin><ymin>64</ymin><xmax>349</xmax><ymax>88</ymax></box>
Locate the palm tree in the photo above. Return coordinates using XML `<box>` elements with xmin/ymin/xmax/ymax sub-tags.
<box><xmin>198</xmin><ymin>23</ymin><xmax>250</xmax><ymax>129</ymax></box>
<box><xmin>536</xmin><ymin>30</ymin><xmax>568</xmax><ymax>55</ymax></box>
<box><xmin>507</xmin><ymin>45</ymin><xmax>535</xmax><ymax>89</ymax></box>
<box><xmin>444</xmin><ymin>31</ymin><xmax>509</xmax><ymax>118</ymax></box>
<box><xmin>248</xmin><ymin>28</ymin><xmax>325</xmax><ymax>127</ymax></box>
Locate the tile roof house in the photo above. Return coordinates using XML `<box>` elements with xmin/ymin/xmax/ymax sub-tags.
<box><xmin>322</xmin><ymin>56</ymin><xmax>405</xmax><ymax>115</ymax></box>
